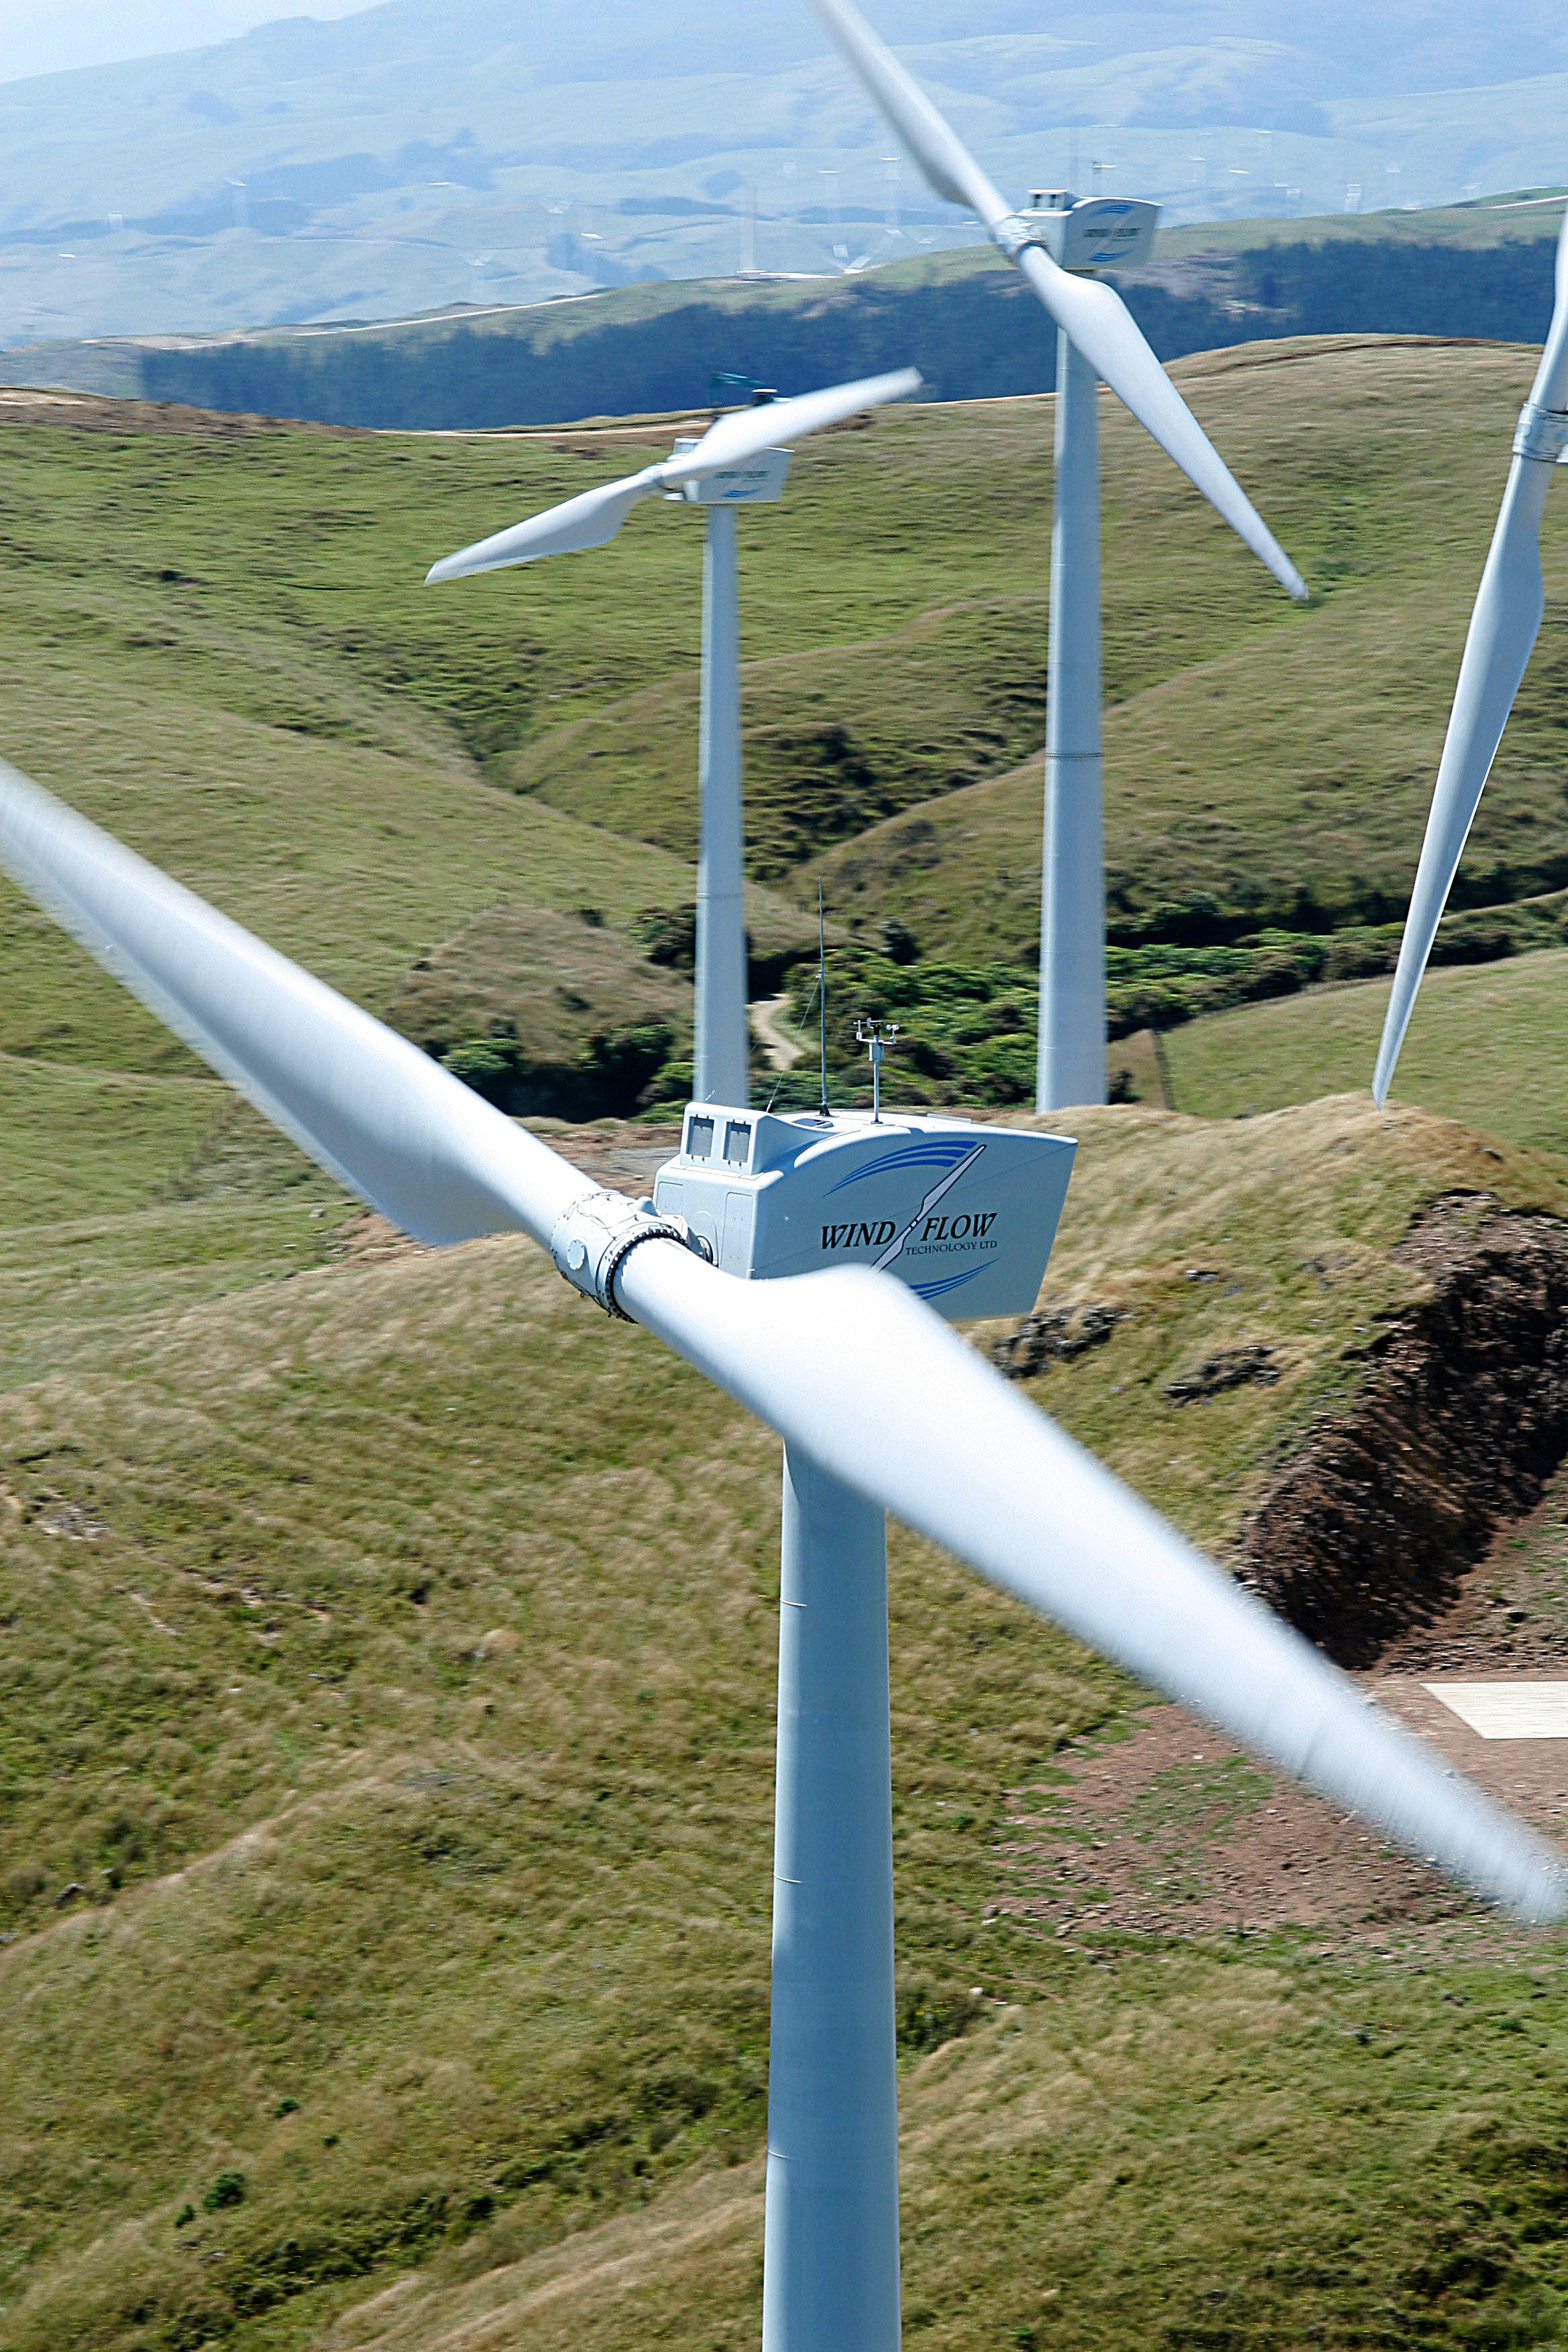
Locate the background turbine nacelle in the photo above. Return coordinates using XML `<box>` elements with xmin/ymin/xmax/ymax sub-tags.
<box><xmin>654</xmin><ymin>1104</ymin><xmax>1076</xmax><ymax>1318</ymax></box>
<box><xmin>1010</xmin><ymin>193</ymin><xmax>1160</xmax><ymax>275</ymax></box>
<box><xmin>666</xmin><ymin>440</ymin><xmax>793</xmax><ymax>505</ymax></box>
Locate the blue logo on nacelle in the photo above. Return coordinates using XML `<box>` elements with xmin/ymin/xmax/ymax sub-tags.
<box><xmin>826</xmin><ymin>1136</ymin><xmax>982</xmax><ymax>1193</ymax></box>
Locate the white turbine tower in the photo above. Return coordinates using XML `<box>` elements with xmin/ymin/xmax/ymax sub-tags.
<box><xmin>1373</xmin><ymin>206</ymin><xmax>1568</xmax><ymax>1104</ymax></box>
<box><xmin>805</xmin><ymin>0</ymin><xmax>1310</xmax><ymax>1115</ymax></box>
<box><xmin>427</xmin><ymin>369</ymin><xmax>921</xmax><ymax>1108</ymax></box>
<box><xmin>0</xmin><ymin>753</ymin><xmax>1563</xmax><ymax>2352</ymax></box>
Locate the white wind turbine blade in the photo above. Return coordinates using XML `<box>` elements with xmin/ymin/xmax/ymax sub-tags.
<box><xmin>1371</xmin><ymin>471</ymin><xmax>1550</xmax><ymax>1102</ymax></box>
<box><xmin>1374</xmin><ymin>210</ymin><xmax>1568</xmax><ymax>1104</ymax></box>
<box><xmin>1014</xmin><ymin>249</ymin><xmax>1308</xmax><ymax>603</ymax></box>
<box><xmin>426</xmin><ymin>467</ymin><xmax>664</xmax><ymax>582</ymax></box>
<box><xmin>621</xmin><ymin>1244</ymin><xmax>1567</xmax><ymax>1924</ymax></box>
<box><xmin>805</xmin><ymin>0</ymin><xmax>1010</xmax><ymax>228</ymax></box>
<box><xmin>659</xmin><ymin>366</ymin><xmax>922</xmax><ymax>485</ymax></box>
<box><xmin>426</xmin><ymin>369</ymin><xmax>921</xmax><ymax>584</ymax></box>
<box><xmin>0</xmin><ymin>759</ymin><xmax>1560</xmax><ymax>1922</ymax></box>
<box><xmin>807</xmin><ymin>0</ymin><xmax>1308</xmax><ymax>604</ymax></box>
<box><xmin>0</xmin><ymin>761</ymin><xmax>587</xmax><ymax>1249</ymax></box>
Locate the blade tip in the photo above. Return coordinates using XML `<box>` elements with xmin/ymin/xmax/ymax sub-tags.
<box><xmin>1372</xmin><ymin>1031</ymin><xmax>1401</xmax><ymax>1108</ymax></box>
<box><xmin>1273</xmin><ymin>554</ymin><xmax>1310</xmax><ymax>603</ymax></box>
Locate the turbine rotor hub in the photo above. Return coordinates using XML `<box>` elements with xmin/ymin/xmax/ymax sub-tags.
<box><xmin>1514</xmin><ymin>400</ymin><xmax>1568</xmax><ymax>464</ymax></box>
<box><xmin>550</xmin><ymin>1187</ymin><xmax>712</xmax><ymax>1318</ymax></box>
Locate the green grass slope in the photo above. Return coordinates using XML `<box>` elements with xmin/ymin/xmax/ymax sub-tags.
<box><xmin>1160</xmin><ymin>945</ymin><xmax>1568</xmax><ymax>1160</ymax></box>
<box><xmin>9</xmin><ymin>334</ymin><xmax>1566</xmax><ymax>1048</ymax></box>
<box><xmin>5</xmin><ymin>354</ymin><xmax>1568</xmax><ymax>2350</ymax></box>
<box><xmin>0</xmin><ymin>395</ymin><xmax>829</xmax><ymax>1128</ymax></box>
<box><xmin>818</xmin><ymin>336</ymin><xmax>1568</xmax><ymax>960</ymax></box>
<box><xmin>3</xmin><ymin>1099</ymin><xmax>1567</xmax><ymax>2352</ymax></box>
<box><xmin>326</xmin><ymin>1943</ymin><xmax>1568</xmax><ymax>2352</ymax></box>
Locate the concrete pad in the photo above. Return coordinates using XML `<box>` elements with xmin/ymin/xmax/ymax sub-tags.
<box><xmin>1423</xmin><ymin>1682</ymin><xmax>1568</xmax><ymax>1740</ymax></box>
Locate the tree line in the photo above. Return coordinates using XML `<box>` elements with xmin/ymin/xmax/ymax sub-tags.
<box><xmin>138</xmin><ymin>236</ymin><xmax>1560</xmax><ymax>430</ymax></box>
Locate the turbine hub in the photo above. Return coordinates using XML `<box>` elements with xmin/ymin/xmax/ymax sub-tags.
<box><xmin>1514</xmin><ymin>400</ymin><xmax>1568</xmax><ymax>464</ymax></box>
<box><xmin>550</xmin><ymin>1187</ymin><xmax>712</xmax><ymax>1318</ymax></box>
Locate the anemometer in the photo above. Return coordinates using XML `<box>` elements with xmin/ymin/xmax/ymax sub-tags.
<box><xmin>854</xmin><ymin>1018</ymin><xmax>900</xmax><ymax>1123</ymax></box>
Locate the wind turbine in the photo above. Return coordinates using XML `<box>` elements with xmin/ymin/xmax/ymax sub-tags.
<box><xmin>804</xmin><ymin>0</ymin><xmax>1310</xmax><ymax>1116</ymax></box>
<box><xmin>427</xmin><ymin>368</ymin><xmax>921</xmax><ymax>1109</ymax></box>
<box><xmin>1373</xmin><ymin>206</ymin><xmax>1568</xmax><ymax>1104</ymax></box>
<box><xmin>0</xmin><ymin>752</ymin><xmax>1562</xmax><ymax>2352</ymax></box>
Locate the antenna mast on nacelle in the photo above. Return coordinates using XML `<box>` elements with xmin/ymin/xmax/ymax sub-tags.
<box><xmin>818</xmin><ymin>881</ymin><xmax>828</xmax><ymax>1116</ymax></box>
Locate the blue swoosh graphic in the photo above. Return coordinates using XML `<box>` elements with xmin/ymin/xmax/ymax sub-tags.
<box><xmin>827</xmin><ymin>1138</ymin><xmax>979</xmax><ymax>1194</ymax></box>
<box><xmin>911</xmin><ymin>1265</ymin><xmax>987</xmax><ymax>1302</ymax></box>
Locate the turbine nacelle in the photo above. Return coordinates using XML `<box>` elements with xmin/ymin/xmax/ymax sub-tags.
<box><xmin>652</xmin><ymin>1101</ymin><xmax>1076</xmax><ymax>1319</ymax></box>
<box><xmin>664</xmin><ymin>438</ymin><xmax>792</xmax><ymax>506</ymax></box>
<box><xmin>1003</xmin><ymin>192</ymin><xmax>1160</xmax><ymax>275</ymax></box>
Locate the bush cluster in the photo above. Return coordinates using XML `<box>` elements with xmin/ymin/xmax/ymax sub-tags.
<box><xmin>440</xmin><ymin>1023</ymin><xmax>675</xmax><ymax>1120</ymax></box>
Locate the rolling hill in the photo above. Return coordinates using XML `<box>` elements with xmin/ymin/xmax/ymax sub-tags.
<box><xmin>5</xmin><ymin>338</ymin><xmax>1568</xmax><ymax>2349</ymax></box>
<box><xmin>5</xmin><ymin>328</ymin><xmax>1567</xmax><ymax>1104</ymax></box>
<box><xmin>5</xmin><ymin>194</ymin><xmax>1562</xmax><ymax>428</ymax></box>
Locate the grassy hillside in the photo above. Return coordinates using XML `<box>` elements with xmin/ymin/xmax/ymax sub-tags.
<box><xmin>0</xmin><ymin>393</ymin><xmax>830</xmax><ymax>1122</ymax></box>
<box><xmin>1159</xmin><ymin>946</ymin><xmax>1568</xmax><ymax>1159</ymax></box>
<box><xmin>7</xmin><ymin>333</ymin><xmax>1565</xmax><ymax>1037</ymax></box>
<box><xmin>5</xmin><ymin>1090</ymin><xmax>1568</xmax><ymax>2352</ymax></box>
<box><xmin>6</xmin><ymin>193</ymin><xmax>1559</xmax><ymax>430</ymax></box>
<box><xmin>6</xmin><ymin>351</ymin><xmax>1568</xmax><ymax>2348</ymax></box>
<box><xmin>816</xmin><ymin>336</ymin><xmax>1568</xmax><ymax>961</ymax></box>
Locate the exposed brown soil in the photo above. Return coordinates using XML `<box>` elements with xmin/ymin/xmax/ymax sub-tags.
<box><xmin>531</xmin><ymin>1117</ymin><xmax>681</xmax><ymax>1197</ymax></box>
<box><xmin>999</xmin><ymin>1190</ymin><xmax>1568</xmax><ymax>1953</ymax></box>
<box><xmin>330</xmin><ymin>1210</ymin><xmax>426</xmax><ymax>1266</ymax></box>
<box><xmin>1237</xmin><ymin>1194</ymin><xmax>1568</xmax><ymax>1667</ymax></box>
<box><xmin>993</xmin><ymin>1302</ymin><xmax>1128</xmax><ymax>1379</ymax></box>
<box><xmin>0</xmin><ymin>385</ymin><xmax>357</xmax><ymax>437</ymax></box>
<box><xmin>995</xmin><ymin>1700</ymin><xmax>1469</xmax><ymax>1951</ymax></box>
<box><xmin>995</xmin><ymin>1668</ymin><xmax>1568</xmax><ymax>1955</ymax></box>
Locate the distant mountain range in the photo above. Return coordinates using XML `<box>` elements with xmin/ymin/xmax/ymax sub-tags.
<box><xmin>1</xmin><ymin>0</ymin><xmax>1567</xmax><ymax>340</ymax></box>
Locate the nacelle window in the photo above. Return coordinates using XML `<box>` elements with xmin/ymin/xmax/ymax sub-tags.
<box><xmin>723</xmin><ymin>1122</ymin><xmax>752</xmax><ymax>1168</ymax></box>
<box><xmin>687</xmin><ymin>1115</ymin><xmax>716</xmax><ymax>1159</ymax></box>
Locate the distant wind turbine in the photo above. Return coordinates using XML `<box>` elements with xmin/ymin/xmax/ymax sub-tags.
<box><xmin>805</xmin><ymin>0</ymin><xmax>1309</xmax><ymax>1114</ymax></box>
<box><xmin>426</xmin><ymin>369</ymin><xmax>922</xmax><ymax>1105</ymax></box>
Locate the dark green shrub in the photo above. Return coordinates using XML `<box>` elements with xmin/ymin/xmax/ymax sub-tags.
<box><xmin>634</xmin><ymin>904</ymin><xmax>695</xmax><ymax>973</ymax></box>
